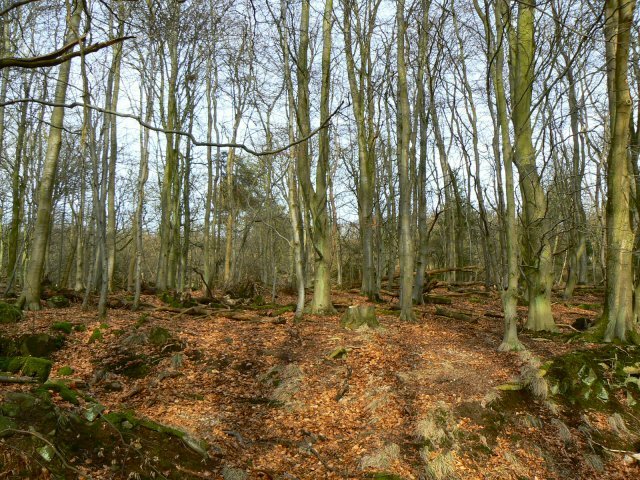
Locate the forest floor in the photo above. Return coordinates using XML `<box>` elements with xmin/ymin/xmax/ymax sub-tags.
<box><xmin>1</xmin><ymin>284</ymin><xmax>640</xmax><ymax>479</ymax></box>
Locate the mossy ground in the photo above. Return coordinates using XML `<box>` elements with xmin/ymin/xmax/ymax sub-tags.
<box><xmin>0</xmin><ymin>302</ymin><xmax>22</xmax><ymax>324</ymax></box>
<box><xmin>0</xmin><ymin>390</ymin><xmax>215</xmax><ymax>479</ymax></box>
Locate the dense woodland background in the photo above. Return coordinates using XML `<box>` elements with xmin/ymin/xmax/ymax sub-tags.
<box><xmin>0</xmin><ymin>0</ymin><xmax>639</xmax><ymax>343</ymax></box>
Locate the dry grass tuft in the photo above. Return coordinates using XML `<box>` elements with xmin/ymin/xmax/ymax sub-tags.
<box><xmin>551</xmin><ymin>418</ymin><xmax>573</xmax><ymax>444</ymax></box>
<box><xmin>424</xmin><ymin>450</ymin><xmax>457</xmax><ymax>480</ymax></box>
<box><xmin>583</xmin><ymin>453</ymin><xmax>604</xmax><ymax>472</ymax></box>
<box><xmin>222</xmin><ymin>466</ymin><xmax>248</xmax><ymax>480</ymax></box>
<box><xmin>415</xmin><ymin>402</ymin><xmax>457</xmax><ymax>449</ymax></box>
<box><xmin>481</xmin><ymin>389</ymin><xmax>501</xmax><ymax>408</ymax></box>
<box><xmin>359</xmin><ymin>442</ymin><xmax>400</xmax><ymax>470</ymax></box>
<box><xmin>518</xmin><ymin>351</ymin><xmax>549</xmax><ymax>399</ymax></box>
<box><xmin>607</xmin><ymin>413</ymin><xmax>628</xmax><ymax>435</ymax></box>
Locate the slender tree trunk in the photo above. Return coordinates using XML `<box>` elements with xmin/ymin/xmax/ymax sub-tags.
<box><xmin>106</xmin><ymin>7</ymin><xmax>124</xmax><ymax>292</ymax></box>
<box><xmin>412</xmin><ymin>0</ymin><xmax>430</xmax><ymax>303</ymax></box>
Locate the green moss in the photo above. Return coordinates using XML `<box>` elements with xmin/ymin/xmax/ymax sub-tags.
<box><xmin>47</xmin><ymin>295</ymin><xmax>70</xmax><ymax>308</ymax></box>
<box><xmin>0</xmin><ymin>302</ymin><xmax>22</xmax><ymax>324</ymax></box>
<box><xmin>159</xmin><ymin>292</ymin><xmax>195</xmax><ymax>308</ymax></box>
<box><xmin>88</xmin><ymin>328</ymin><xmax>103</xmax><ymax>344</ymax></box>
<box><xmin>0</xmin><ymin>356</ymin><xmax>52</xmax><ymax>382</ymax></box>
<box><xmin>57</xmin><ymin>366</ymin><xmax>74</xmax><ymax>376</ymax></box>
<box><xmin>37</xmin><ymin>381</ymin><xmax>79</xmax><ymax>405</ymax></box>
<box><xmin>252</xmin><ymin>294</ymin><xmax>265</xmax><ymax>306</ymax></box>
<box><xmin>148</xmin><ymin>326</ymin><xmax>172</xmax><ymax>346</ymax></box>
<box><xmin>135</xmin><ymin>314</ymin><xmax>149</xmax><ymax>328</ymax></box>
<box><xmin>73</xmin><ymin>324</ymin><xmax>87</xmax><ymax>332</ymax></box>
<box><xmin>52</xmin><ymin>322</ymin><xmax>73</xmax><ymax>334</ymax></box>
<box><xmin>271</xmin><ymin>305</ymin><xmax>295</xmax><ymax>316</ymax></box>
<box><xmin>99</xmin><ymin>323</ymin><xmax>109</xmax><ymax>329</ymax></box>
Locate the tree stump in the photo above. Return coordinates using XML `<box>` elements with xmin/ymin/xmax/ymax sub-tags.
<box><xmin>340</xmin><ymin>305</ymin><xmax>379</xmax><ymax>330</ymax></box>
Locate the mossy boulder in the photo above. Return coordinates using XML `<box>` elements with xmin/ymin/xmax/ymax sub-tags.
<box><xmin>47</xmin><ymin>295</ymin><xmax>70</xmax><ymax>308</ymax></box>
<box><xmin>19</xmin><ymin>333</ymin><xmax>64</xmax><ymax>357</ymax></box>
<box><xmin>0</xmin><ymin>302</ymin><xmax>22</xmax><ymax>324</ymax></box>
<box><xmin>547</xmin><ymin>345</ymin><xmax>640</xmax><ymax>411</ymax></box>
<box><xmin>341</xmin><ymin>305</ymin><xmax>379</xmax><ymax>330</ymax></box>
<box><xmin>0</xmin><ymin>356</ymin><xmax>52</xmax><ymax>382</ymax></box>
<box><xmin>103</xmin><ymin>411</ymin><xmax>209</xmax><ymax>457</ymax></box>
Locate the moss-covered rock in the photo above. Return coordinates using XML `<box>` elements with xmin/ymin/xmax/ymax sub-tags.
<box><xmin>18</xmin><ymin>333</ymin><xmax>64</xmax><ymax>357</ymax></box>
<box><xmin>52</xmin><ymin>321</ymin><xmax>73</xmax><ymax>334</ymax></box>
<box><xmin>0</xmin><ymin>356</ymin><xmax>52</xmax><ymax>382</ymax></box>
<box><xmin>547</xmin><ymin>345</ymin><xmax>640</xmax><ymax>411</ymax></box>
<box><xmin>0</xmin><ymin>415</ymin><xmax>17</xmax><ymax>437</ymax></box>
<box><xmin>47</xmin><ymin>295</ymin><xmax>70</xmax><ymax>308</ymax></box>
<box><xmin>0</xmin><ymin>302</ymin><xmax>22</xmax><ymax>324</ymax></box>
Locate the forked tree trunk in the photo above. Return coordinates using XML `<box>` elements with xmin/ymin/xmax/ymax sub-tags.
<box><xmin>508</xmin><ymin>0</ymin><xmax>555</xmax><ymax>332</ymax></box>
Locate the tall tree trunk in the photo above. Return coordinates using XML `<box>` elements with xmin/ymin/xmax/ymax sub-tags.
<box><xmin>396</xmin><ymin>0</ymin><xmax>415</xmax><ymax>322</ymax></box>
<box><xmin>602</xmin><ymin>0</ymin><xmax>638</xmax><ymax>343</ymax></box>
<box><xmin>21</xmin><ymin>1</ymin><xmax>83</xmax><ymax>310</ymax></box>
<box><xmin>157</xmin><ymin>4</ymin><xmax>180</xmax><ymax>291</ymax></box>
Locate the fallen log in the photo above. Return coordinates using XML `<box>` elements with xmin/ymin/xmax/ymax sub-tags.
<box><xmin>220</xmin><ymin>311</ymin><xmax>286</xmax><ymax>325</ymax></box>
<box><xmin>423</xmin><ymin>294</ymin><xmax>452</xmax><ymax>305</ymax></box>
<box><xmin>379</xmin><ymin>289</ymin><xmax>399</xmax><ymax>298</ymax></box>
<box><xmin>435</xmin><ymin>306</ymin><xmax>475</xmax><ymax>322</ymax></box>
<box><xmin>148</xmin><ymin>305</ymin><xmax>209</xmax><ymax>316</ymax></box>
<box><xmin>0</xmin><ymin>374</ymin><xmax>38</xmax><ymax>384</ymax></box>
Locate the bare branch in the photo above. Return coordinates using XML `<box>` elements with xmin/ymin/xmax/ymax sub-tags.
<box><xmin>0</xmin><ymin>98</ymin><xmax>346</xmax><ymax>157</ymax></box>
<box><xmin>0</xmin><ymin>36</ymin><xmax>134</xmax><ymax>70</ymax></box>
<box><xmin>0</xmin><ymin>0</ymin><xmax>40</xmax><ymax>17</ymax></box>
